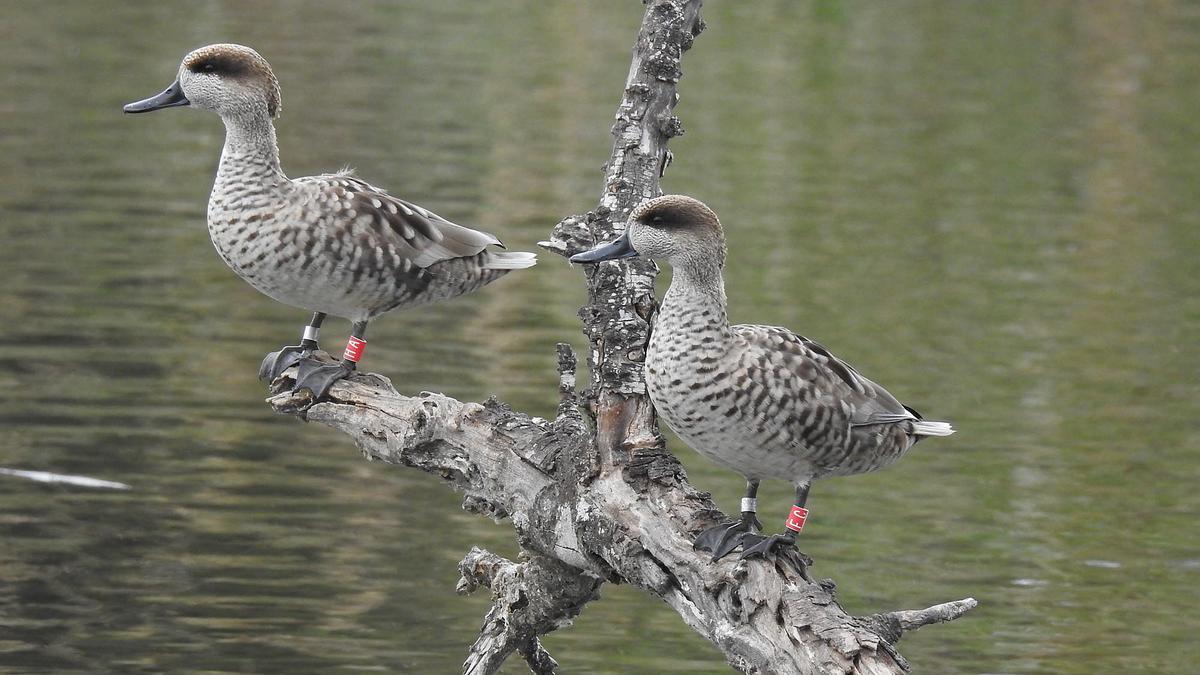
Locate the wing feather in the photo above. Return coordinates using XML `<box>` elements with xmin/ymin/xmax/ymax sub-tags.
<box><xmin>294</xmin><ymin>172</ymin><xmax>502</xmax><ymax>269</ymax></box>
<box><xmin>731</xmin><ymin>324</ymin><xmax>914</xmax><ymax>430</ymax></box>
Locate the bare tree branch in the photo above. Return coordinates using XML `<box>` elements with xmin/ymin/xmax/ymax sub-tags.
<box><xmin>863</xmin><ymin>598</ymin><xmax>980</xmax><ymax>645</ymax></box>
<box><xmin>266</xmin><ymin>2</ymin><xmax>976</xmax><ymax>672</ymax></box>
<box><xmin>457</xmin><ymin>547</ymin><xmax>602</xmax><ymax>675</ymax></box>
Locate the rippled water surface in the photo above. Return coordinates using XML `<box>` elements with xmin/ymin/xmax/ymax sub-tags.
<box><xmin>2</xmin><ymin>2</ymin><xmax>1198</xmax><ymax>673</ymax></box>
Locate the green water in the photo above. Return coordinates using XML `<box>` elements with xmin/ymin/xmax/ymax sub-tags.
<box><xmin>2</xmin><ymin>2</ymin><xmax>1198</xmax><ymax>673</ymax></box>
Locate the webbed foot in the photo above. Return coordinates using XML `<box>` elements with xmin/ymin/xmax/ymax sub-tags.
<box><xmin>293</xmin><ymin>357</ymin><xmax>354</xmax><ymax>400</ymax></box>
<box><xmin>694</xmin><ymin>512</ymin><xmax>763</xmax><ymax>561</ymax></box>
<box><xmin>739</xmin><ymin>532</ymin><xmax>810</xmax><ymax>575</ymax></box>
<box><xmin>738</xmin><ymin>532</ymin><xmax>797</xmax><ymax>559</ymax></box>
<box><xmin>258</xmin><ymin>345</ymin><xmax>313</xmax><ymax>381</ymax></box>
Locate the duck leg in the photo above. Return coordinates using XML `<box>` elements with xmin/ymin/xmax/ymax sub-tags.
<box><xmin>259</xmin><ymin>312</ymin><xmax>327</xmax><ymax>381</ymax></box>
<box><xmin>739</xmin><ymin>481</ymin><xmax>811</xmax><ymax>560</ymax></box>
<box><xmin>293</xmin><ymin>320</ymin><xmax>368</xmax><ymax>400</ymax></box>
<box><xmin>694</xmin><ymin>480</ymin><xmax>763</xmax><ymax>561</ymax></box>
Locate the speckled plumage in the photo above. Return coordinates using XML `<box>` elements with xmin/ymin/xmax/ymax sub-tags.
<box><xmin>647</xmin><ymin>296</ymin><xmax>922</xmax><ymax>482</ymax></box>
<box><xmin>208</xmin><ymin>149</ymin><xmax>522</xmax><ymax>323</ymax></box>
<box><xmin>125</xmin><ymin>44</ymin><xmax>536</xmax><ymax>399</ymax></box>
<box><xmin>573</xmin><ymin>195</ymin><xmax>953</xmax><ymax>559</ymax></box>
<box><xmin>624</xmin><ymin>195</ymin><xmax>949</xmax><ymax>486</ymax></box>
<box><xmin>135</xmin><ymin>44</ymin><xmax>535</xmax><ymax>325</ymax></box>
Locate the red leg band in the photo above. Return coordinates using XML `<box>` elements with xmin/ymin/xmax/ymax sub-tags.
<box><xmin>785</xmin><ymin>506</ymin><xmax>809</xmax><ymax>533</ymax></box>
<box><xmin>343</xmin><ymin>336</ymin><xmax>367</xmax><ymax>363</ymax></box>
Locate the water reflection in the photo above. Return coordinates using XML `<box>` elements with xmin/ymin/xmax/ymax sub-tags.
<box><xmin>1</xmin><ymin>1</ymin><xmax>1197</xmax><ymax>673</ymax></box>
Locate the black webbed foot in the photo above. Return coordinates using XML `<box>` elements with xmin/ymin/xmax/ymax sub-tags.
<box><xmin>694</xmin><ymin>512</ymin><xmax>763</xmax><ymax>561</ymax></box>
<box><xmin>292</xmin><ymin>357</ymin><xmax>354</xmax><ymax>400</ymax></box>
<box><xmin>738</xmin><ymin>532</ymin><xmax>797</xmax><ymax>560</ymax></box>
<box><xmin>259</xmin><ymin>345</ymin><xmax>313</xmax><ymax>381</ymax></box>
<box><xmin>739</xmin><ymin>532</ymin><xmax>810</xmax><ymax>575</ymax></box>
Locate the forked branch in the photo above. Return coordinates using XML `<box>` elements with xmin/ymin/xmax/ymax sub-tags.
<box><xmin>267</xmin><ymin>2</ymin><xmax>975</xmax><ymax>672</ymax></box>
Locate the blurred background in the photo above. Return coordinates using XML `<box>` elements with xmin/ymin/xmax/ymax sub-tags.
<box><xmin>1</xmin><ymin>1</ymin><xmax>1198</xmax><ymax>672</ymax></box>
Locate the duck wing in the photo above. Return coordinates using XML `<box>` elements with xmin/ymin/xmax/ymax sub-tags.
<box><xmin>295</xmin><ymin>172</ymin><xmax>503</xmax><ymax>269</ymax></box>
<box><xmin>730</xmin><ymin>324</ymin><xmax>915</xmax><ymax>431</ymax></box>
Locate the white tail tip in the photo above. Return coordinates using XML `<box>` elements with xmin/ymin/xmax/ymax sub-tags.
<box><xmin>485</xmin><ymin>251</ymin><xmax>538</xmax><ymax>270</ymax></box>
<box><xmin>913</xmin><ymin>420</ymin><xmax>955</xmax><ymax>437</ymax></box>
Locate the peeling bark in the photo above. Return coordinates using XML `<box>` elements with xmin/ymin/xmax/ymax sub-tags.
<box><xmin>266</xmin><ymin>2</ymin><xmax>976</xmax><ymax>673</ymax></box>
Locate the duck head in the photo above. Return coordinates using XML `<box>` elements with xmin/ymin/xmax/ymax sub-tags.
<box><xmin>570</xmin><ymin>195</ymin><xmax>726</xmax><ymax>270</ymax></box>
<box><xmin>124</xmin><ymin>44</ymin><xmax>281</xmax><ymax>120</ymax></box>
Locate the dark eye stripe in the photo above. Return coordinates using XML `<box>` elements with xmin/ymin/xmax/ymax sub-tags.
<box><xmin>188</xmin><ymin>59</ymin><xmax>217</xmax><ymax>74</ymax></box>
<box><xmin>645</xmin><ymin>213</ymin><xmax>679</xmax><ymax>228</ymax></box>
<box><xmin>187</xmin><ymin>54</ymin><xmax>250</xmax><ymax>76</ymax></box>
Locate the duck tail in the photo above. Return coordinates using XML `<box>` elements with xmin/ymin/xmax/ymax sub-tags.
<box><xmin>912</xmin><ymin>420</ymin><xmax>955</xmax><ymax>437</ymax></box>
<box><xmin>484</xmin><ymin>251</ymin><xmax>538</xmax><ymax>270</ymax></box>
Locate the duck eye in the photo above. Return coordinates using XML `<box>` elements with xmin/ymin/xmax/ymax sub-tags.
<box><xmin>651</xmin><ymin>215</ymin><xmax>665</xmax><ymax>225</ymax></box>
<box><xmin>203</xmin><ymin>63</ymin><xmax>217</xmax><ymax>73</ymax></box>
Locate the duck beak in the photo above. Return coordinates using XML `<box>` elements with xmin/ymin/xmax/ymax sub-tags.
<box><xmin>570</xmin><ymin>231</ymin><xmax>638</xmax><ymax>263</ymax></box>
<box><xmin>123</xmin><ymin>79</ymin><xmax>190</xmax><ymax>114</ymax></box>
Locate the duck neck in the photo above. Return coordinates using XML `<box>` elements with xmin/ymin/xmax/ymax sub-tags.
<box><xmin>658</xmin><ymin>258</ymin><xmax>732</xmax><ymax>342</ymax></box>
<box><xmin>217</xmin><ymin>112</ymin><xmax>286</xmax><ymax>184</ymax></box>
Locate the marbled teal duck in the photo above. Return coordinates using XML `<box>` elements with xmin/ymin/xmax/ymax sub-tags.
<box><xmin>571</xmin><ymin>195</ymin><xmax>954</xmax><ymax>561</ymax></box>
<box><xmin>124</xmin><ymin>44</ymin><xmax>535</xmax><ymax>398</ymax></box>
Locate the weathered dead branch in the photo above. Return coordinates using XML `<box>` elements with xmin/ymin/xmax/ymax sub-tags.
<box><xmin>266</xmin><ymin>2</ymin><xmax>975</xmax><ymax>672</ymax></box>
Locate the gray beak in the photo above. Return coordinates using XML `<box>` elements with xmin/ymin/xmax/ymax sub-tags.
<box><xmin>570</xmin><ymin>230</ymin><xmax>639</xmax><ymax>263</ymax></box>
<box><xmin>124</xmin><ymin>79</ymin><xmax>190</xmax><ymax>114</ymax></box>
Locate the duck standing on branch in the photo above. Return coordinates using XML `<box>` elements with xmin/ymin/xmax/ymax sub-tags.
<box><xmin>124</xmin><ymin>44</ymin><xmax>535</xmax><ymax>399</ymax></box>
<box><xmin>571</xmin><ymin>195</ymin><xmax>953</xmax><ymax>562</ymax></box>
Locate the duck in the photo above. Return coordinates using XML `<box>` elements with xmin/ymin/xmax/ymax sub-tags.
<box><xmin>124</xmin><ymin>44</ymin><xmax>535</xmax><ymax>399</ymax></box>
<box><xmin>570</xmin><ymin>195</ymin><xmax>954</xmax><ymax>562</ymax></box>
